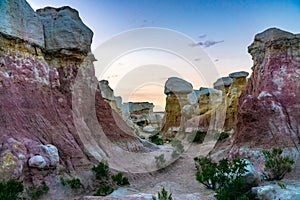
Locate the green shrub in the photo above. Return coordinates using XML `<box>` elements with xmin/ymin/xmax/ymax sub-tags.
<box><xmin>170</xmin><ymin>139</ymin><xmax>184</xmax><ymax>158</ymax></box>
<box><xmin>111</xmin><ymin>173</ymin><xmax>130</xmax><ymax>186</ymax></box>
<box><xmin>195</xmin><ymin>156</ymin><xmax>253</xmax><ymax>200</ymax></box>
<box><xmin>92</xmin><ymin>159</ymin><xmax>110</xmax><ymax>181</ymax></box>
<box><xmin>187</xmin><ymin>130</ymin><xmax>206</xmax><ymax>143</ymax></box>
<box><xmin>152</xmin><ymin>187</ymin><xmax>172</xmax><ymax>200</ymax></box>
<box><xmin>277</xmin><ymin>182</ymin><xmax>287</xmax><ymax>189</ymax></box>
<box><xmin>155</xmin><ymin>154</ymin><xmax>166</xmax><ymax>169</ymax></box>
<box><xmin>218</xmin><ymin>132</ymin><xmax>229</xmax><ymax>140</ymax></box>
<box><xmin>60</xmin><ymin>177</ymin><xmax>82</xmax><ymax>189</ymax></box>
<box><xmin>0</xmin><ymin>179</ymin><xmax>24</xmax><ymax>200</ymax></box>
<box><xmin>93</xmin><ymin>184</ymin><xmax>114</xmax><ymax>196</ymax></box>
<box><xmin>149</xmin><ymin>132</ymin><xmax>164</xmax><ymax>145</ymax></box>
<box><xmin>263</xmin><ymin>148</ymin><xmax>294</xmax><ymax>180</ymax></box>
<box><xmin>28</xmin><ymin>181</ymin><xmax>49</xmax><ymax>200</ymax></box>
<box><xmin>194</xmin><ymin>157</ymin><xmax>218</xmax><ymax>189</ymax></box>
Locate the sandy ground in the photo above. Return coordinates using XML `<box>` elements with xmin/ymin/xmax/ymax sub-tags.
<box><xmin>110</xmin><ymin>140</ymin><xmax>217</xmax><ymax>197</ymax></box>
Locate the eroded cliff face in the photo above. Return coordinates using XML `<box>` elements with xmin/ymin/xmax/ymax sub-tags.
<box><xmin>234</xmin><ymin>28</ymin><xmax>300</xmax><ymax>149</ymax></box>
<box><xmin>0</xmin><ymin>0</ymin><xmax>145</xmax><ymax>194</ymax></box>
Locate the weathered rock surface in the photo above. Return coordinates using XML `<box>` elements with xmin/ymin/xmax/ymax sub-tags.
<box><xmin>99</xmin><ymin>79</ymin><xmax>123</xmax><ymax>114</ymax></box>
<box><xmin>0</xmin><ymin>0</ymin><xmax>44</xmax><ymax>46</ymax></box>
<box><xmin>37</xmin><ymin>6</ymin><xmax>93</xmax><ymax>55</ymax></box>
<box><xmin>252</xmin><ymin>182</ymin><xmax>300</xmax><ymax>200</ymax></box>
<box><xmin>234</xmin><ymin>28</ymin><xmax>300</xmax><ymax>149</ymax></box>
<box><xmin>164</xmin><ymin>77</ymin><xmax>193</xmax><ymax>95</ymax></box>
<box><xmin>161</xmin><ymin>77</ymin><xmax>193</xmax><ymax>136</ymax></box>
<box><xmin>0</xmin><ymin>1</ymin><xmax>147</xmax><ymax>197</ymax></box>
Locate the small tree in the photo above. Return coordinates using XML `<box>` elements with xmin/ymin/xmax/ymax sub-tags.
<box><xmin>263</xmin><ymin>148</ymin><xmax>294</xmax><ymax>180</ymax></box>
<box><xmin>0</xmin><ymin>180</ymin><xmax>24</xmax><ymax>200</ymax></box>
<box><xmin>111</xmin><ymin>173</ymin><xmax>130</xmax><ymax>186</ymax></box>
<box><xmin>152</xmin><ymin>187</ymin><xmax>172</xmax><ymax>200</ymax></box>
<box><xmin>194</xmin><ymin>156</ymin><xmax>254</xmax><ymax>200</ymax></box>
<box><xmin>92</xmin><ymin>159</ymin><xmax>110</xmax><ymax>181</ymax></box>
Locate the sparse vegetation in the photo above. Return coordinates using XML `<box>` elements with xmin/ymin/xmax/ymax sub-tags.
<box><xmin>27</xmin><ymin>181</ymin><xmax>49</xmax><ymax>200</ymax></box>
<box><xmin>149</xmin><ymin>132</ymin><xmax>164</xmax><ymax>145</ymax></box>
<box><xmin>155</xmin><ymin>154</ymin><xmax>166</xmax><ymax>169</ymax></box>
<box><xmin>152</xmin><ymin>187</ymin><xmax>173</xmax><ymax>200</ymax></box>
<box><xmin>92</xmin><ymin>160</ymin><xmax>130</xmax><ymax>196</ymax></box>
<box><xmin>195</xmin><ymin>156</ymin><xmax>254</xmax><ymax>200</ymax></box>
<box><xmin>263</xmin><ymin>148</ymin><xmax>295</xmax><ymax>180</ymax></box>
<box><xmin>93</xmin><ymin>184</ymin><xmax>114</xmax><ymax>196</ymax></box>
<box><xmin>0</xmin><ymin>179</ymin><xmax>24</xmax><ymax>200</ymax></box>
<box><xmin>60</xmin><ymin>177</ymin><xmax>82</xmax><ymax>189</ymax></box>
<box><xmin>170</xmin><ymin>139</ymin><xmax>184</xmax><ymax>158</ymax></box>
<box><xmin>111</xmin><ymin>172</ymin><xmax>130</xmax><ymax>186</ymax></box>
<box><xmin>218</xmin><ymin>132</ymin><xmax>229</xmax><ymax>140</ymax></box>
<box><xmin>187</xmin><ymin>130</ymin><xmax>206</xmax><ymax>143</ymax></box>
<box><xmin>277</xmin><ymin>182</ymin><xmax>287</xmax><ymax>189</ymax></box>
<box><xmin>92</xmin><ymin>159</ymin><xmax>110</xmax><ymax>181</ymax></box>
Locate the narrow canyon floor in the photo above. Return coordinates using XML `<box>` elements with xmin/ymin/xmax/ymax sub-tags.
<box><xmin>110</xmin><ymin>140</ymin><xmax>217</xmax><ymax>198</ymax></box>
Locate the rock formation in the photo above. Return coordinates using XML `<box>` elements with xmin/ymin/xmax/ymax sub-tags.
<box><xmin>0</xmin><ymin>0</ymin><xmax>146</xmax><ymax>195</ymax></box>
<box><xmin>234</xmin><ymin>28</ymin><xmax>300</xmax><ymax>149</ymax></box>
<box><xmin>99</xmin><ymin>79</ymin><xmax>123</xmax><ymax>114</ymax></box>
<box><xmin>185</xmin><ymin>71</ymin><xmax>248</xmax><ymax>133</ymax></box>
<box><xmin>161</xmin><ymin>77</ymin><xmax>193</xmax><ymax>137</ymax></box>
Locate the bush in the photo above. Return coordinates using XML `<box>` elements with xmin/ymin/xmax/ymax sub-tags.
<box><xmin>152</xmin><ymin>187</ymin><xmax>173</xmax><ymax>200</ymax></box>
<box><xmin>155</xmin><ymin>154</ymin><xmax>166</xmax><ymax>169</ymax></box>
<box><xmin>60</xmin><ymin>177</ymin><xmax>82</xmax><ymax>189</ymax></box>
<box><xmin>0</xmin><ymin>179</ymin><xmax>24</xmax><ymax>200</ymax></box>
<box><xmin>149</xmin><ymin>132</ymin><xmax>164</xmax><ymax>145</ymax></box>
<box><xmin>218</xmin><ymin>132</ymin><xmax>229</xmax><ymax>140</ymax></box>
<box><xmin>93</xmin><ymin>184</ymin><xmax>114</xmax><ymax>196</ymax></box>
<box><xmin>187</xmin><ymin>130</ymin><xmax>206</xmax><ymax>143</ymax></box>
<box><xmin>92</xmin><ymin>159</ymin><xmax>110</xmax><ymax>181</ymax></box>
<box><xmin>28</xmin><ymin>181</ymin><xmax>49</xmax><ymax>200</ymax></box>
<box><xmin>263</xmin><ymin>148</ymin><xmax>295</xmax><ymax>180</ymax></box>
<box><xmin>111</xmin><ymin>173</ymin><xmax>130</xmax><ymax>186</ymax></box>
<box><xmin>194</xmin><ymin>156</ymin><xmax>254</xmax><ymax>200</ymax></box>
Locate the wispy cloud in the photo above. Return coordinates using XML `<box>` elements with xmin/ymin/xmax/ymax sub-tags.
<box><xmin>189</xmin><ymin>40</ymin><xmax>224</xmax><ymax>48</ymax></box>
<box><xmin>198</xmin><ymin>34</ymin><xmax>206</xmax><ymax>39</ymax></box>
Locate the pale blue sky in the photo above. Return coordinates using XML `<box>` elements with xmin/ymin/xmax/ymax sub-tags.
<box><xmin>27</xmin><ymin>0</ymin><xmax>300</xmax><ymax>110</ymax></box>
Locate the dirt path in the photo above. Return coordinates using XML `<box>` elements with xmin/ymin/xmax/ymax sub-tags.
<box><xmin>112</xmin><ymin>141</ymin><xmax>216</xmax><ymax>197</ymax></box>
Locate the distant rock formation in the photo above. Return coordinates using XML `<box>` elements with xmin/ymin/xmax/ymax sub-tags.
<box><xmin>0</xmin><ymin>0</ymin><xmax>146</xmax><ymax>194</ymax></box>
<box><xmin>185</xmin><ymin>71</ymin><xmax>248</xmax><ymax>133</ymax></box>
<box><xmin>234</xmin><ymin>28</ymin><xmax>300</xmax><ymax>149</ymax></box>
<box><xmin>161</xmin><ymin>77</ymin><xmax>193</xmax><ymax>137</ymax></box>
<box><xmin>99</xmin><ymin>79</ymin><xmax>123</xmax><ymax>115</ymax></box>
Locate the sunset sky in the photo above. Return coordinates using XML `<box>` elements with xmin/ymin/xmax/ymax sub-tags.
<box><xmin>28</xmin><ymin>0</ymin><xmax>300</xmax><ymax>111</ymax></box>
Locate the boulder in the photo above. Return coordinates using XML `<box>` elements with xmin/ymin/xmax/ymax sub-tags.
<box><xmin>164</xmin><ymin>77</ymin><xmax>193</xmax><ymax>95</ymax></box>
<box><xmin>37</xmin><ymin>6</ymin><xmax>93</xmax><ymax>54</ymax></box>
<box><xmin>0</xmin><ymin>0</ymin><xmax>44</xmax><ymax>46</ymax></box>
<box><xmin>143</xmin><ymin>125</ymin><xmax>156</xmax><ymax>133</ymax></box>
<box><xmin>28</xmin><ymin>155</ymin><xmax>47</xmax><ymax>169</ymax></box>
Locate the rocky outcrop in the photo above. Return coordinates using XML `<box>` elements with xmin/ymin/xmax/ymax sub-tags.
<box><xmin>99</xmin><ymin>80</ymin><xmax>122</xmax><ymax>114</ymax></box>
<box><xmin>161</xmin><ymin>77</ymin><xmax>193</xmax><ymax>136</ymax></box>
<box><xmin>0</xmin><ymin>0</ymin><xmax>146</xmax><ymax>195</ymax></box>
<box><xmin>185</xmin><ymin>71</ymin><xmax>248</xmax><ymax>133</ymax></box>
<box><xmin>0</xmin><ymin>0</ymin><xmax>44</xmax><ymax>46</ymax></box>
<box><xmin>234</xmin><ymin>28</ymin><xmax>300</xmax><ymax>149</ymax></box>
<box><xmin>37</xmin><ymin>6</ymin><xmax>93</xmax><ymax>55</ymax></box>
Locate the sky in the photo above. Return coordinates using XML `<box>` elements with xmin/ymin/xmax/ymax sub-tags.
<box><xmin>28</xmin><ymin>0</ymin><xmax>300</xmax><ymax>111</ymax></box>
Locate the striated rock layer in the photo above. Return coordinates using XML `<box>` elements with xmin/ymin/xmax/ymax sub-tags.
<box><xmin>0</xmin><ymin>0</ymin><xmax>146</xmax><ymax>194</ymax></box>
<box><xmin>234</xmin><ymin>28</ymin><xmax>300</xmax><ymax>149</ymax></box>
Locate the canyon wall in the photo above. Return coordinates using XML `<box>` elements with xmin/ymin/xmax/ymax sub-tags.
<box><xmin>234</xmin><ymin>28</ymin><xmax>300</xmax><ymax>149</ymax></box>
<box><xmin>0</xmin><ymin>0</ymin><xmax>146</xmax><ymax>193</ymax></box>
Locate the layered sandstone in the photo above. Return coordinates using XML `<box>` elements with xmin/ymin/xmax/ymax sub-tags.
<box><xmin>234</xmin><ymin>28</ymin><xmax>300</xmax><ymax>149</ymax></box>
<box><xmin>0</xmin><ymin>0</ymin><xmax>146</xmax><ymax>196</ymax></box>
